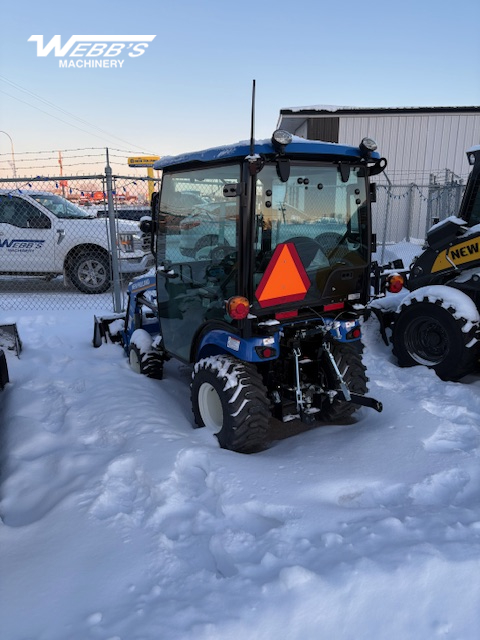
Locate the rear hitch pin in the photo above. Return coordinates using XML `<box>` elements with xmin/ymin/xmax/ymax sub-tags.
<box><xmin>324</xmin><ymin>341</ymin><xmax>351</xmax><ymax>402</ymax></box>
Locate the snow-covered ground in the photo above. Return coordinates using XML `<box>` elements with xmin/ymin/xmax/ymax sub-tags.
<box><xmin>1</xmin><ymin>300</ymin><xmax>480</xmax><ymax>639</ymax></box>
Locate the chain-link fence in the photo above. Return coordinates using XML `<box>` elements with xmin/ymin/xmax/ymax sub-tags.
<box><xmin>0</xmin><ymin>172</ymin><xmax>157</xmax><ymax>312</ymax></box>
<box><xmin>0</xmin><ymin>162</ymin><xmax>468</xmax><ymax>312</ymax></box>
<box><xmin>373</xmin><ymin>173</ymin><xmax>466</xmax><ymax>267</ymax></box>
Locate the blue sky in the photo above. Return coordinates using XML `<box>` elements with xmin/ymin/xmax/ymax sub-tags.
<box><xmin>0</xmin><ymin>0</ymin><xmax>479</xmax><ymax>170</ymax></box>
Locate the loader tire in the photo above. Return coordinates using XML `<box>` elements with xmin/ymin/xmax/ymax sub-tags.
<box><xmin>392</xmin><ymin>300</ymin><xmax>479</xmax><ymax>381</ymax></box>
<box><xmin>318</xmin><ymin>340</ymin><xmax>368</xmax><ymax>422</ymax></box>
<box><xmin>191</xmin><ymin>355</ymin><xmax>270</xmax><ymax>453</ymax></box>
<box><xmin>129</xmin><ymin>329</ymin><xmax>164</xmax><ymax>380</ymax></box>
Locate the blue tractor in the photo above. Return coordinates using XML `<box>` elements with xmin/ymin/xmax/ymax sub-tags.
<box><xmin>94</xmin><ymin>130</ymin><xmax>385</xmax><ymax>452</ymax></box>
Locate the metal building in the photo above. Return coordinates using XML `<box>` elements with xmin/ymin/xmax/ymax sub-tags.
<box><xmin>277</xmin><ymin>106</ymin><xmax>480</xmax><ymax>257</ymax></box>
<box><xmin>277</xmin><ymin>106</ymin><xmax>480</xmax><ymax>183</ymax></box>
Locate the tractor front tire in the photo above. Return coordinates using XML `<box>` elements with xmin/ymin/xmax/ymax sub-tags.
<box><xmin>191</xmin><ymin>355</ymin><xmax>270</xmax><ymax>453</ymax></box>
<box><xmin>318</xmin><ymin>340</ymin><xmax>368</xmax><ymax>422</ymax></box>
<box><xmin>392</xmin><ymin>300</ymin><xmax>479</xmax><ymax>380</ymax></box>
<box><xmin>129</xmin><ymin>329</ymin><xmax>164</xmax><ymax>380</ymax></box>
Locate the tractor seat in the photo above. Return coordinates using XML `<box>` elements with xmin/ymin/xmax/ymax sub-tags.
<box><xmin>284</xmin><ymin>237</ymin><xmax>326</xmax><ymax>269</ymax></box>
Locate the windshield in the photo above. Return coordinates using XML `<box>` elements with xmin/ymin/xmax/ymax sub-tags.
<box><xmin>250</xmin><ymin>162</ymin><xmax>370</xmax><ymax>312</ymax></box>
<box><xmin>30</xmin><ymin>194</ymin><xmax>95</xmax><ymax>219</ymax></box>
<box><xmin>255</xmin><ymin>163</ymin><xmax>368</xmax><ymax>262</ymax></box>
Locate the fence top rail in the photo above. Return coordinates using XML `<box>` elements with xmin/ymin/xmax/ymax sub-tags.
<box><xmin>113</xmin><ymin>176</ymin><xmax>160</xmax><ymax>181</ymax></box>
<box><xmin>0</xmin><ymin>175</ymin><xmax>105</xmax><ymax>183</ymax></box>
<box><xmin>0</xmin><ymin>175</ymin><xmax>160</xmax><ymax>184</ymax></box>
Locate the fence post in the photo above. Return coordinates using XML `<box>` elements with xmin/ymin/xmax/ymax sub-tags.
<box><xmin>380</xmin><ymin>173</ymin><xmax>392</xmax><ymax>264</ymax></box>
<box><xmin>406</xmin><ymin>183</ymin><xmax>415</xmax><ymax>242</ymax></box>
<box><xmin>425</xmin><ymin>174</ymin><xmax>435</xmax><ymax>237</ymax></box>
<box><xmin>105</xmin><ymin>149</ymin><xmax>123</xmax><ymax>313</ymax></box>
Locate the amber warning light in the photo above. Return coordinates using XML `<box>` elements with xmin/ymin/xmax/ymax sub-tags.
<box><xmin>226</xmin><ymin>296</ymin><xmax>250</xmax><ymax>320</ymax></box>
<box><xmin>386</xmin><ymin>273</ymin><xmax>404</xmax><ymax>293</ymax></box>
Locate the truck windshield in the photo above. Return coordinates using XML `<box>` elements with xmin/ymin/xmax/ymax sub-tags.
<box><xmin>30</xmin><ymin>194</ymin><xmax>96</xmax><ymax>219</ymax></box>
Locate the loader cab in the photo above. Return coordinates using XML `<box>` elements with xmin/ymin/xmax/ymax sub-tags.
<box><xmin>460</xmin><ymin>146</ymin><xmax>480</xmax><ymax>227</ymax></box>
<box><xmin>152</xmin><ymin>134</ymin><xmax>384</xmax><ymax>363</ymax></box>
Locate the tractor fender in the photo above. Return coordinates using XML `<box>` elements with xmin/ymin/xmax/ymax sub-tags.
<box><xmin>397</xmin><ymin>285</ymin><xmax>480</xmax><ymax>333</ymax></box>
<box><xmin>193</xmin><ymin>322</ymin><xmax>280</xmax><ymax>363</ymax></box>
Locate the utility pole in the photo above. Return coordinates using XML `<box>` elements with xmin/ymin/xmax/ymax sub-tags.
<box><xmin>0</xmin><ymin>130</ymin><xmax>17</xmax><ymax>178</ymax></box>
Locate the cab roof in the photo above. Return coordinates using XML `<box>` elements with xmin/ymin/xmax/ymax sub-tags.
<box><xmin>154</xmin><ymin>135</ymin><xmax>380</xmax><ymax>171</ymax></box>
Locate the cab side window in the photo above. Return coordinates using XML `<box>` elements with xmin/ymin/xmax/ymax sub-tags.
<box><xmin>0</xmin><ymin>196</ymin><xmax>51</xmax><ymax>229</ymax></box>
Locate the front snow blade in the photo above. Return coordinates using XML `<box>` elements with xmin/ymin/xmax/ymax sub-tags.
<box><xmin>0</xmin><ymin>324</ymin><xmax>22</xmax><ymax>357</ymax></box>
<box><xmin>0</xmin><ymin>349</ymin><xmax>9</xmax><ymax>389</ymax></box>
<box><xmin>92</xmin><ymin>315</ymin><xmax>125</xmax><ymax>348</ymax></box>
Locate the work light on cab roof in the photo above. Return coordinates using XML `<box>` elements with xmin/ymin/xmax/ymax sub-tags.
<box><xmin>359</xmin><ymin>137</ymin><xmax>378</xmax><ymax>157</ymax></box>
<box><xmin>271</xmin><ymin>129</ymin><xmax>293</xmax><ymax>153</ymax></box>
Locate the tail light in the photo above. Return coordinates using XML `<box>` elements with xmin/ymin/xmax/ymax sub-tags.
<box><xmin>346</xmin><ymin>327</ymin><xmax>362</xmax><ymax>340</ymax></box>
<box><xmin>226</xmin><ymin>296</ymin><xmax>250</xmax><ymax>320</ymax></box>
<box><xmin>386</xmin><ymin>273</ymin><xmax>404</xmax><ymax>293</ymax></box>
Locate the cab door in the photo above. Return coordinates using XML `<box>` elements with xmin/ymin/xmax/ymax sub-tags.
<box><xmin>0</xmin><ymin>195</ymin><xmax>56</xmax><ymax>274</ymax></box>
<box><xmin>155</xmin><ymin>165</ymin><xmax>241</xmax><ymax>362</ymax></box>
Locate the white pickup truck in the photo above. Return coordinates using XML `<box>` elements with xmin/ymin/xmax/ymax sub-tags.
<box><xmin>0</xmin><ymin>190</ymin><xmax>153</xmax><ymax>294</ymax></box>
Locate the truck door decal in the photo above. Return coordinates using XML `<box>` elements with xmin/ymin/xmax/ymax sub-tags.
<box><xmin>0</xmin><ymin>239</ymin><xmax>45</xmax><ymax>251</ymax></box>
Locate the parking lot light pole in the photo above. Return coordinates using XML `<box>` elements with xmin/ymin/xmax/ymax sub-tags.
<box><xmin>0</xmin><ymin>130</ymin><xmax>17</xmax><ymax>178</ymax></box>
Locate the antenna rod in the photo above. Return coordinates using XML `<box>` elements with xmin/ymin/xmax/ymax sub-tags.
<box><xmin>250</xmin><ymin>79</ymin><xmax>256</xmax><ymax>156</ymax></box>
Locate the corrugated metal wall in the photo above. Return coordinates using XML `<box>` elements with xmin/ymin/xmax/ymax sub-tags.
<box><xmin>338</xmin><ymin>113</ymin><xmax>480</xmax><ymax>183</ymax></box>
<box><xmin>279</xmin><ymin>109</ymin><xmax>480</xmax><ymax>258</ymax></box>
<box><xmin>307</xmin><ymin>118</ymin><xmax>339</xmax><ymax>143</ymax></box>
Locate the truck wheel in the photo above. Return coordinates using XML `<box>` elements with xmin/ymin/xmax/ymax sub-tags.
<box><xmin>392</xmin><ymin>300</ymin><xmax>479</xmax><ymax>380</ymax></box>
<box><xmin>191</xmin><ymin>355</ymin><xmax>270</xmax><ymax>453</ymax></box>
<box><xmin>129</xmin><ymin>329</ymin><xmax>164</xmax><ymax>380</ymax></box>
<box><xmin>69</xmin><ymin>251</ymin><xmax>111</xmax><ymax>294</ymax></box>
<box><xmin>318</xmin><ymin>340</ymin><xmax>368</xmax><ymax>422</ymax></box>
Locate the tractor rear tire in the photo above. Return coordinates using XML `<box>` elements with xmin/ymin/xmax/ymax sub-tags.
<box><xmin>318</xmin><ymin>340</ymin><xmax>368</xmax><ymax>422</ymax></box>
<box><xmin>129</xmin><ymin>329</ymin><xmax>164</xmax><ymax>380</ymax></box>
<box><xmin>392</xmin><ymin>300</ymin><xmax>479</xmax><ymax>380</ymax></box>
<box><xmin>191</xmin><ymin>355</ymin><xmax>270</xmax><ymax>453</ymax></box>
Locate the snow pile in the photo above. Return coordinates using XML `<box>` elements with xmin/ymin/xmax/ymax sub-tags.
<box><xmin>1</xmin><ymin>309</ymin><xmax>480</xmax><ymax>639</ymax></box>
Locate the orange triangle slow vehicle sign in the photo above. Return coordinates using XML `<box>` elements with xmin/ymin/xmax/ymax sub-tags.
<box><xmin>255</xmin><ymin>242</ymin><xmax>311</xmax><ymax>308</ymax></box>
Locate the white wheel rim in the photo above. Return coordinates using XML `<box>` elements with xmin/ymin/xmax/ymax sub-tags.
<box><xmin>198</xmin><ymin>382</ymin><xmax>223</xmax><ymax>433</ymax></box>
<box><xmin>78</xmin><ymin>259</ymin><xmax>107</xmax><ymax>288</ymax></box>
<box><xmin>129</xmin><ymin>348</ymin><xmax>142</xmax><ymax>374</ymax></box>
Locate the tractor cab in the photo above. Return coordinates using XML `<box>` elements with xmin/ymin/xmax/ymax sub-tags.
<box><xmin>151</xmin><ymin>131</ymin><xmax>384</xmax><ymax>364</ymax></box>
<box><xmin>95</xmin><ymin>131</ymin><xmax>386</xmax><ymax>453</ymax></box>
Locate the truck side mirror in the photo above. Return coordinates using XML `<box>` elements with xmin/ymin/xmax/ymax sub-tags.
<box><xmin>139</xmin><ymin>216</ymin><xmax>152</xmax><ymax>234</ymax></box>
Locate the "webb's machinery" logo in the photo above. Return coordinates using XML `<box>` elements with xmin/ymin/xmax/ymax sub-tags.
<box><xmin>28</xmin><ymin>35</ymin><xmax>156</xmax><ymax>69</ymax></box>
